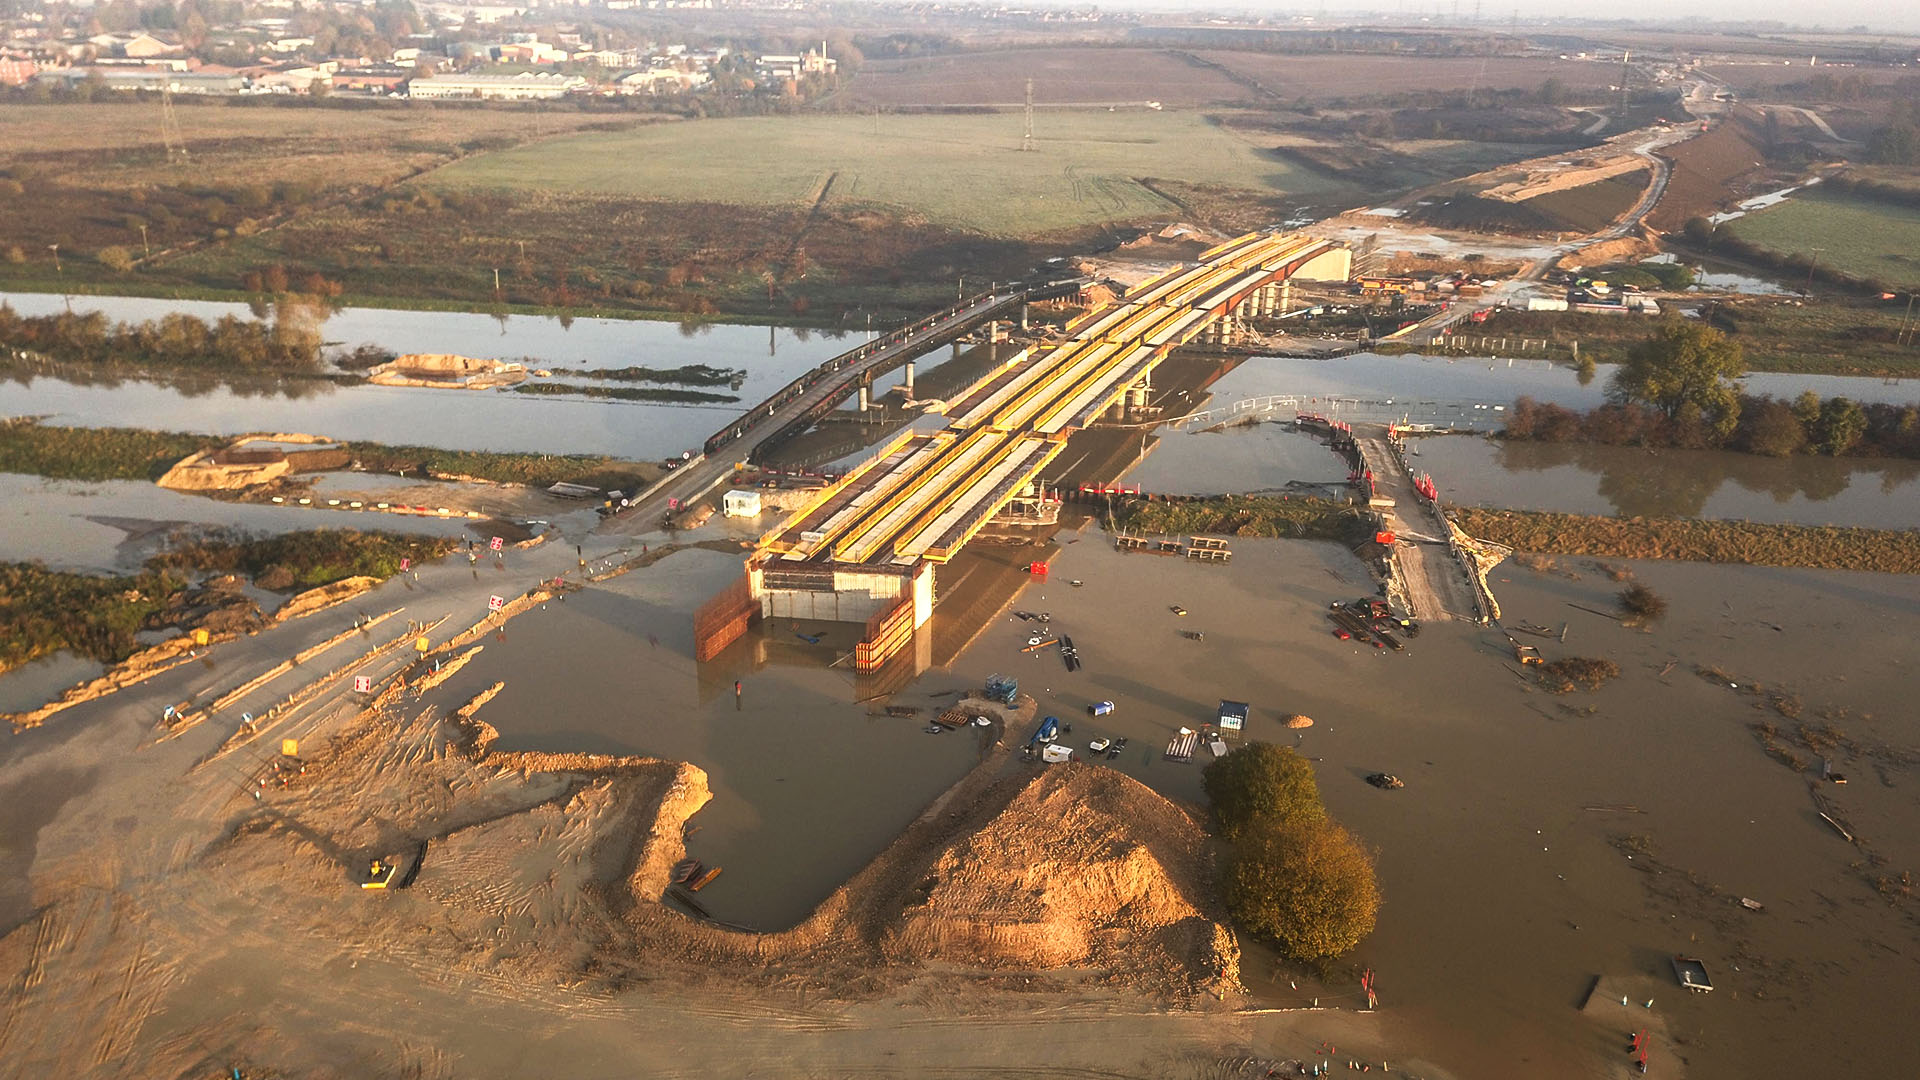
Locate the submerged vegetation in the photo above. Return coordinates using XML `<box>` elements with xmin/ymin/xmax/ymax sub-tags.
<box><xmin>0</xmin><ymin>420</ymin><xmax>660</xmax><ymax>493</ymax></box>
<box><xmin>1453</xmin><ymin>507</ymin><xmax>1920</xmax><ymax>575</ymax></box>
<box><xmin>512</xmin><ymin>382</ymin><xmax>739</xmax><ymax>405</ymax></box>
<box><xmin>1616</xmin><ymin>583</ymin><xmax>1668</xmax><ymax>627</ymax></box>
<box><xmin>4</xmin><ymin>529</ymin><xmax>453</xmax><ymax>675</ymax></box>
<box><xmin>1112</xmin><ymin>495</ymin><xmax>1365</xmax><ymax>540</ymax></box>
<box><xmin>144</xmin><ymin>528</ymin><xmax>459</xmax><ymax>590</ymax></box>
<box><xmin>0</xmin><ymin>418</ymin><xmax>222</xmax><ymax>481</ymax></box>
<box><xmin>0</xmin><ymin>563</ymin><xmax>186</xmax><ymax>674</ymax></box>
<box><xmin>342</xmin><ymin>440</ymin><xmax>660</xmax><ymax>491</ymax></box>
<box><xmin>1537</xmin><ymin>657</ymin><xmax>1622</xmax><ymax>694</ymax></box>
<box><xmin>579</xmin><ymin>364</ymin><xmax>745</xmax><ymax>387</ymax></box>
<box><xmin>1204</xmin><ymin>743</ymin><xmax>1380</xmax><ymax>962</ymax></box>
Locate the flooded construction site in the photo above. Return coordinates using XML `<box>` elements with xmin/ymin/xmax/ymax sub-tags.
<box><xmin>5</xmin><ymin>274</ymin><xmax>1920</xmax><ymax>1079</ymax></box>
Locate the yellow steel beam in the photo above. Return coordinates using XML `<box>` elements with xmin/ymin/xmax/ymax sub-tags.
<box><xmin>828</xmin><ymin>426</ymin><xmax>996</xmax><ymax>563</ymax></box>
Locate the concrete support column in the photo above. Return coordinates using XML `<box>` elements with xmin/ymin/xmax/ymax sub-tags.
<box><xmin>1020</xmin><ymin>303</ymin><xmax>1030</xmax><ymax>330</ymax></box>
<box><xmin>858</xmin><ymin>385</ymin><xmax>870</xmax><ymax>412</ymax></box>
<box><xmin>902</xmin><ymin>361</ymin><xmax>914</xmax><ymax>397</ymax></box>
<box><xmin>1281</xmin><ymin>278</ymin><xmax>1293</xmax><ymax>314</ymax></box>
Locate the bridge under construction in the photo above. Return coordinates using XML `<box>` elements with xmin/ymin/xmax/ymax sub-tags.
<box><xmin>694</xmin><ymin>231</ymin><xmax>1351</xmax><ymax>670</ymax></box>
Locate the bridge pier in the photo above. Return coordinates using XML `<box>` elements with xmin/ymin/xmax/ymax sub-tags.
<box><xmin>857</xmin><ymin>384</ymin><xmax>870</xmax><ymax>412</ymax></box>
<box><xmin>902</xmin><ymin>361</ymin><xmax>914</xmax><ymax>398</ymax></box>
<box><xmin>1125</xmin><ymin>367</ymin><xmax>1152</xmax><ymax>409</ymax></box>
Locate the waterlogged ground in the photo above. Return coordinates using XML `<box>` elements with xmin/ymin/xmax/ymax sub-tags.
<box><xmin>928</xmin><ymin>533</ymin><xmax>1920</xmax><ymax>1080</ymax></box>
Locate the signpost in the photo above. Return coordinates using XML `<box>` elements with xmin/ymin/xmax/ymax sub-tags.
<box><xmin>353</xmin><ymin>675</ymin><xmax>372</xmax><ymax>693</ymax></box>
<box><xmin>488</xmin><ymin>594</ymin><xmax>505</xmax><ymax>612</ymax></box>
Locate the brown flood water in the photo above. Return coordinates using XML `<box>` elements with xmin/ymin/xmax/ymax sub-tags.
<box><xmin>419</xmin><ymin>546</ymin><xmax>986</xmax><ymax>930</ymax></box>
<box><xmin>438</xmin><ymin>520</ymin><xmax>1918</xmax><ymax>1078</ymax></box>
<box><xmin>935</xmin><ymin>534</ymin><xmax>1919</xmax><ymax>1080</ymax></box>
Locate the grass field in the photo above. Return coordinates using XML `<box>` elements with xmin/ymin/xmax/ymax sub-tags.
<box><xmin>1725</xmin><ymin>190</ymin><xmax>1920</xmax><ymax>291</ymax></box>
<box><xmin>431</xmin><ymin>111</ymin><xmax>1342</xmax><ymax>236</ymax></box>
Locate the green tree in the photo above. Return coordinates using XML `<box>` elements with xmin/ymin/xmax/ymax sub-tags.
<box><xmin>1223</xmin><ymin>819</ymin><xmax>1381</xmax><ymax>961</ymax></box>
<box><xmin>1202</xmin><ymin>743</ymin><xmax>1324</xmax><ymax>841</ymax></box>
<box><xmin>1608</xmin><ymin>321</ymin><xmax>1746</xmax><ymax>434</ymax></box>
<box><xmin>1813</xmin><ymin>396</ymin><xmax>1867</xmax><ymax>456</ymax></box>
<box><xmin>1742</xmin><ymin>397</ymin><xmax>1808</xmax><ymax>457</ymax></box>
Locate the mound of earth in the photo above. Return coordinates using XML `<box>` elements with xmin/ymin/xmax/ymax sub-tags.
<box><xmin>194</xmin><ymin>687</ymin><xmax>1236</xmax><ymax>1006</ymax></box>
<box><xmin>886</xmin><ymin>763</ymin><xmax>1236</xmax><ymax>988</ymax></box>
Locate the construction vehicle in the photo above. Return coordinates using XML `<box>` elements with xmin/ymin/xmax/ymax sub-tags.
<box><xmin>362</xmin><ymin>858</ymin><xmax>398</xmax><ymax>890</ymax></box>
<box><xmin>1512</xmin><ymin>639</ymin><xmax>1544</xmax><ymax>666</ymax></box>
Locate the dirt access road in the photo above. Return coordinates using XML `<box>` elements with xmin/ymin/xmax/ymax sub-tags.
<box><xmin>1399</xmin><ymin>84</ymin><xmax>1712</xmax><ymax>344</ymax></box>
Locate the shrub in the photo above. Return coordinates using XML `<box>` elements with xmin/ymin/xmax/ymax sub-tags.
<box><xmin>1617</xmin><ymin>583</ymin><xmax>1668</xmax><ymax>626</ymax></box>
<box><xmin>96</xmin><ymin>246</ymin><xmax>135</xmax><ymax>273</ymax></box>
<box><xmin>1538</xmin><ymin>657</ymin><xmax>1621</xmax><ymax>693</ymax></box>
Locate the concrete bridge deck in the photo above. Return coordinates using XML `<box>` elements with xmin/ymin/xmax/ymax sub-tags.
<box><xmin>761</xmin><ymin>231</ymin><xmax>1346</xmax><ymax>573</ymax></box>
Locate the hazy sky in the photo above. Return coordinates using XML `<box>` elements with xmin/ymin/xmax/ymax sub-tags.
<box><xmin>1115</xmin><ymin>3</ymin><xmax>1920</xmax><ymax>35</ymax></box>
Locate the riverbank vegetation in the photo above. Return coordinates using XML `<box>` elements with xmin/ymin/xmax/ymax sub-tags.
<box><xmin>512</xmin><ymin>382</ymin><xmax>739</xmax><ymax>405</ymax></box>
<box><xmin>0</xmin><ymin>419</ymin><xmax>660</xmax><ymax>493</ymax></box>
<box><xmin>1204</xmin><ymin>743</ymin><xmax>1380</xmax><ymax>962</ymax></box>
<box><xmin>1504</xmin><ymin>393</ymin><xmax>1920</xmax><ymax>459</ymax></box>
<box><xmin>0</xmin><ymin>418</ymin><xmax>221</xmax><ymax>481</ymax></box>
<box><xmin>144</xmin><ymin>528</ymin><xmax>458</xmax><ymax>590</ymax></box>
<box><xmin>0</xmin><ymin>563</ymin><xmax>186</xmax><ymax>673</ymax></box>
<box><xmin>0</xmin><ymin>301</ymin><xmax>324</xmax><ymax>375</ymax></box>
<box><xmin>1111</xmin><ymin>495</ymin><xmax>1367</xmax><ymax>541</ymax></box>
<box><xmin>1453</xmin><ymin>507</ymin><xmax>1920</xmax><ymax>575</ymax></box>
<box><xmin>342</xmin><ymin>441</ymin><xmax>661</xmax><ymax>491</ymax></box>
<box><xmin>580</xmin><ymin>364</ymin><xmax>745</xmax><ymax>387</ymax></box>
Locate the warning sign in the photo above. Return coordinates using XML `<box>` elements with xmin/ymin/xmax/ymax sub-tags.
<box><xmin>352</xmin><ymin>675</ymin><xmax>372</xmax><ymax>693</ymax></box>
<box><xmin>488</xmin><ymin>594</ymin><xmax>505</xmax><ymax>612</ymax></box>
<box><xmin>489</xmin><ymin>536</ymin><xmax>504</xmax><ymax>552</ymax></box>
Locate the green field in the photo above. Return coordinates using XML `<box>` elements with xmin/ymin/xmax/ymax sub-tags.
<box><xmin>432</xmin><ymin>111</ymin><xmax>1343</xmax><ymax>236</ymax></box>
<box><xmin>1725</xmin><ymin>191</ymin><xmax>1920</xmax><ymax>291</ymax></box>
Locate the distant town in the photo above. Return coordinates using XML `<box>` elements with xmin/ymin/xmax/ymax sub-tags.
<box><xmin>0</xmin><ymin>0</ymin><xmax>1137</xmax><ymax>101</ymax></box>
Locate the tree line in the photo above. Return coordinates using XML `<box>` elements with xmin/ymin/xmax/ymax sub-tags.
<box><xmin>0</xmin><ymin>302</ymin><xmax>324</xmax><ymax>375</ymax></box>
<box><xmin>1508</xmin><ymin>320</ymin><xmax>1919</xmax><ymax>458</ymax></box>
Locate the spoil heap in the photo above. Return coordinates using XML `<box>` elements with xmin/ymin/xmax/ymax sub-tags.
<box><xmin>886</xmin><ymin>763</ymin><xmax>1238</xmax><ymax>993</ymax></box>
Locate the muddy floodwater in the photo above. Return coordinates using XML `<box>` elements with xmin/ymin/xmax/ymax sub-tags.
<box><xmin>403</xmin><ymin>517</ymin><xmax>1920</xmax><ymax>1078</ymax></box>
<box><xmin>1415</xmin><ymin>435</ymin><xmax>1920</xmax><ymax>527</ymax></box>
<box><xmin>923</xmin><ymin>531</ymin><xmax>1919</xmax><ymax>1080</ymax></box>
<box><xmin>419</xmin><ymin>547</ymin><xmax>982</xmax><ymax>930</ymax></box>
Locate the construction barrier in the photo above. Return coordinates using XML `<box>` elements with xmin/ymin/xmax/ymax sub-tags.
<box><xmin>693</xmin><ymin>573</ymin><xmax>759</xmax><ymax>662</ymax></box>
<box><xmin>854</xmin><ymin>595</ymin><xmax>916</xmax><ymax>673</ymax></box>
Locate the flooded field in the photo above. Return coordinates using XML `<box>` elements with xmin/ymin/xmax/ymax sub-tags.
<box><xmin>0</xmin><ymin>652</ymin><xmax>104</xmax><ymax>716</ymax></box>
<box><xmin>925</xmin><ymin>531</ymin><xmax>1920</xmax><ymax>1080</ymax></box>
<box><xmin>0</xmin><ymin>473</ymin><xmax>473</xmax><ymax>572</ymax></box>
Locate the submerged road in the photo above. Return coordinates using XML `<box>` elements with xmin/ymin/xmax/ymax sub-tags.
<box><xmin>596</xmin><ymin>290</ymin><xmax>1027</xmax><ymax>537</ymax></box>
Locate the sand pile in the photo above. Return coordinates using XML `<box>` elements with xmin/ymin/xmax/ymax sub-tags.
<box><xmin>886</xmin><ymin>764</ymin><xmax>1238</xmax><ymax>994</ymax></box>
